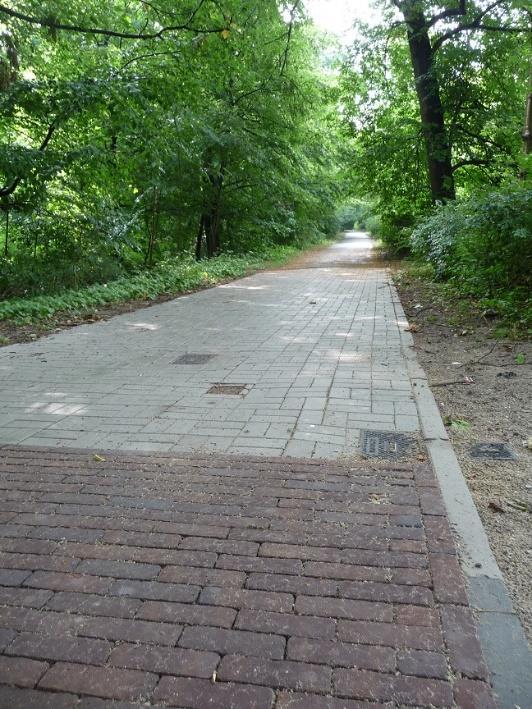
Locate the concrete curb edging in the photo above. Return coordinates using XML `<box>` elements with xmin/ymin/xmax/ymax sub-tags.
<box><xmin>395</xmin><ymin>303</ymin><xmax>532</xmax><ymax>708</ymax></box>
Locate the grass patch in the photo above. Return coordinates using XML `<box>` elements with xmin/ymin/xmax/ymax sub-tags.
<box><xmin>0</xmin><ymin>244</ymin><xmax>310</xmax><ymax>325</ymax></box>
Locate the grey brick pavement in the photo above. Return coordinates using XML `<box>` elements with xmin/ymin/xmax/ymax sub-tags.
<box><xmin>0</xmin><ymin>232</ymin><xmax>419</xmax><ymax>457</ymax></box>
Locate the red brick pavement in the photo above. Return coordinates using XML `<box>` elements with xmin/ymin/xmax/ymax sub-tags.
<box><xmin>0</xmin><ymin>446</ymin><xmax>495</xmax><ymax>708</ymax></box>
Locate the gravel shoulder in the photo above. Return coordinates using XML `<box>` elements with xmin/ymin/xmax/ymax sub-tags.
<box><xmin>395</xmin><ymin>271</ymin><xmax>532</xmax><ymax>644</ymax></box>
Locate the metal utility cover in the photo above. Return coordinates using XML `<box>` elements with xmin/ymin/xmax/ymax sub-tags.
<box><xmin>470</xmin><ymin>443</ymin><xmax>517</xmax><ymax>461</ymax></box>
<box><xmin>173</xmin><ymin>354</ymin><xmax>216</xmax><ymax>364</ymax></box>
<box><xmin>208</xmin><ymin>384</ymin><xmax>248</xmax><ymax>396</ymax></box>
<box><xmin>360</xmin><ymin>430</ymin><xmax>417</xmax><ymax>458</ymax></box>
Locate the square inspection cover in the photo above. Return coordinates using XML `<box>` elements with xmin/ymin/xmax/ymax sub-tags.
<box><xmin>173</xmin><ymin>354</ymin><xmax>216</xmax><ymax>365</ymax></box>
<box><xmin>360</xmin><ymin>430</ymin><xmax>418</xmax><ymax>458</ymax></box>
<box><xmin>470</xmin><ymin>442</ymin><xmax>517</xmax><ymax>461</ymax></box>
<box><xmin>208</xmin><ymin>383</ymin><xmax>249</xmax><ymax>396</ymax></box>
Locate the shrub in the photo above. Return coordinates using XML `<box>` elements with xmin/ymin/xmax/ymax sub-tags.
<box><xmin>411</xmin><ymin>188</ymin><xmax>532</xmax><ymax>294</ymax></box>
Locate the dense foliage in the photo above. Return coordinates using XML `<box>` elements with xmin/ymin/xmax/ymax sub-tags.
<box><xmin>411</xmin><ymin>188</ymin><xmax>531</xmax><ymax>322</ymax></box>
<box><xmin>1</xmin><ymin>1</ymin><xmax>530</xmax><ymax>329</ymax></box>
<box><xmin>338</xmin><ymin>1</ymin><xmax>531</xmax><ymax>324</ymax></box>
<box><xmin>0</xmin><ymin>1</ymin><xmax>342</xmax><ymax>299</ymax></box>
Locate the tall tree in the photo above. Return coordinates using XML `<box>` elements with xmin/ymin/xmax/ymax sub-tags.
<box><xmin>391</xmin><ymin>0</ymin><xmax>529</xmax><ymax>203</ymax></box>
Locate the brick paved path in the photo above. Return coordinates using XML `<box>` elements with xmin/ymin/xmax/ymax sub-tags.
<box><xmin>0</xmin><ymin>232</ymin><xmax>418</xmax><ymax>458</ymax></box>
<box><xmin>0</xmin><ymin>446</ymin><xmax>495</xmax><ymax>707</ymax></box>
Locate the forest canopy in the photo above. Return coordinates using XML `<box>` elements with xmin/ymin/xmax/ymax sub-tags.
<box><xmin>1</xmin><ymin>0</ymin><xmax>342</xmax><ymax>297</ymax></box>
<box><xmin>0</xmin><ymin>0</ymin><xmax>530</xmax><ymax>326</ymax></box>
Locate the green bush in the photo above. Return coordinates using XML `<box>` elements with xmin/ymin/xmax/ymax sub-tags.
<box><xmin>411</xmin><ymin>188</ymin><xmax>532</xmax><ymax>293</ymax></box>
<box><xmin>411</xmin><ymin>188</ymin><xmax>532</xmax><ymax>327</ymax></box>
<box><xmin>372</xmin><ymin>212</ymin><xmax>415</xmax><ymax>254</ymax></box>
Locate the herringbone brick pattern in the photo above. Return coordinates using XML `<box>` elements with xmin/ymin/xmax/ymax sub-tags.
<box><xmin>0</xmin><ymin>446</ymin><xmax>494</xmax><ymax>707</ymax></box>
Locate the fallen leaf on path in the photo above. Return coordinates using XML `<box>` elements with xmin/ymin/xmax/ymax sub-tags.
<box><xmin>93</xmin><ymin>454</ymin><xmax>106</xmax><ymax>462</ymax></box>
<box><xmin>405</xmin><ymin>324</ymin><xmax>419</xmax><ymax>332</ymax></box>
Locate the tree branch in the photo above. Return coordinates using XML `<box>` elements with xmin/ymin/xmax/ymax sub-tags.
<box><xmin>0</xmin><ymin>122</ymin><xmax>57</xmax><ymax>198</ymax></box>
<box><xmin>451</xmin><ymin>157</ymin><xmax>492</xmax><ymax>171</ymax></box>
<box><xmin>0</xmin><ymin>2</ymin><xmax>229</xmax><ymax>40</ymax></box>
<box><xmin>280</xmin><ymin>0</ymin><xmax>301</xmax><ymax>76</ymax></box>
<box><xmin>432</xmin><ymin>0</ymin><xmax>528</xmax><ymax>52</ymax></box>
<box><xmin>428</xmin><ymin>1</ymin><xmax>466</xmax><ymax>28</ymax></box>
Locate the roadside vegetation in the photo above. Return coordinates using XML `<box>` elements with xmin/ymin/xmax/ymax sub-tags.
<box><xmin>0</xmin><ymin>1</ymin><xmax>344</xmax><ymax>329</ymax></box>
<box><xmin>339</xmin><ymin>1</ymin><xmax>531</xmax><ymax>333</ymax></box>
<box><xmin>0</xmin><ymin>1</ymin><xmax>530</xmax><ymax>335</ymax></box>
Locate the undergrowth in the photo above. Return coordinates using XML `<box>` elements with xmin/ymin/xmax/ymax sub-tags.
<box><xmin>395</xmin><ymin>262</ymin><xmax>531</xmax><ymax>339</ymax></box>
<box><xmin>0</xmin><ymin>244</ymin><xmax>304</xmax><ymax>325</ymax></box>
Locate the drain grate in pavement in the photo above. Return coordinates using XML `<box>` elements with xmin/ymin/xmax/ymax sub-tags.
<box><xmin>470</xmin><ymin>442</ymin><xmax>517</xmax><ymax>461</ymax></box>
<box><xmin>208</xmin><ymin>383</ymin><xmax>248</xmax><ymax>396</ymax></box>
<box><xmin>173</xmin><ymin>353</ymin><xmax>216</xmax><ymax>364</ymax></box>
<box><xmin>360</xmin><ymin>430</ymin><xmax>417</xmax><ymax>458</ymax></box>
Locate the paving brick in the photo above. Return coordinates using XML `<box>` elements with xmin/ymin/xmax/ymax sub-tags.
<box><xmin>109</xmin><ymin>643</ymin><xmax>219</xmax><ymax>678</ymax></box>
<box><xmin>199</xmin><ymin>586</ymin><xmax>294</xmax><ymax>612</ymax></box>
<box><xmin>158</xmin><ymin>565</ymin><xmax>245</xmax><ymax>587</ymax></box>
<box><xmin>179</xmin><ymin>625</ymin><xmax>285</xmax><ymax>659</ymax></box>
<box><xmin>46</xmin><ymin>591</ymin><xmax>141</xmax><ymax>618</ymax></box>
<box><xmin>138</xmin><ymin>600</ymin><xmax>236</xmax><ymax>628</ymax></box>
<box><xmin>0</xmin><ymin>586</ymin><xmax>53</xmax><ymax>608</ymax></box>
<box><xmin>216</xmin><ymin>553</ymin><xmax>303</xmax><ymax>575</ymax></box>
<box><xmin>7</xmin><ymin>632</ymin><xmax>111</xmax><ymax>665</ymax></box>
<box><xmin>246</xmin><ymin>572</ymin><xmax>337</xmax><ymax>597</ymax></box>
<box><xmin>430</xmin><ymin>554</ymin><xmax>468</xmax><ymax>604</ymax></box>
<box><xmin>110</xmin><ymin>578</ymin><xmax>200</xmax><ymax>602</ymax></box>
<box><xmin>179</xmin><ymin>536</ymin><xmax>259</xmax><ymax>555</ymax></box>
<box><xmin>338</xmin><ymin>620</ymin><xmax>443</xmax><ymax>651</ymax></box>
<box><xmin>296</xmin><ymin>595</ymin><xmax>393</xmax><ymax>622</ymax></box>
<box><xmin>0</xmin><ymin>552</ymin><xmax>80</xmax><ymax>573</ymax></box>
<box><xmin>334</xmin><ymin>668</ymin><xmax>453</xmax><ymax>706</ymax></box>
<box><xmin>0</xmin><ymin>687</ymin><xmax>77</xmax><ymax>709</ymax></box>
<box><xmin>236</xmin><ymin>609</ymin><xmax>335</xmax><ymax>640</ymax></box>
<box><xmin>39</xmin><ymin>662</ymin><xmax>158</xmax><ymax>701</ymax></box>
<box><xmin>440</xmin><ymin>605</ymin><xmax>489</xmax><ymax>680</ymax></box>
<box><xmin>303</xmin><ymin>561</ymin><xmax>389</xmax><ymax>583</ymax></box>
<box><xmin>259</xmin><ymin>542</ymin><xmax>341</xmax><ymax>562</ymax></box>
<box><xmin>276</xmin><ymin>692</ymin><xmax>391</xmax><ymax>708</ymax></box>
<box><xmin>76</xmin><ymin>559</ymin><xmax>161</xmax><ymax>580</ymax></box>
<box><xmin>337</xmin><ymin>580</ymin><xmax>432</xmax><ymax>606</ymax></box>
<box><xmin>397</xmin><ymin>648</ymin><xmax>448</xmax><ymax>679</ymax></box>
<box><xmin>453</xmin><ymin>679</ymin><xmax>497</xmax><ymax>709</ymax></box>
<box><xmin>24</xmin><ymin>571</ymin><xmax>111</xmax><ymax>594</ymax></box>
<box><xmin>218</xmin><ymin>654</ymin><xmax>331</xmax><ymax>692</ymax></box>
<box><xmin>0</xmin><ymin>655</ymin><xmax>49</xmax><ymax>687</ymax></box>
<box><xmin>396</xmin><ymin>605</ymin><xmax>439</xmax><ymax>627</ymax></box>
<box><xmin>0</xmin><ymin>626</ymin><xmax>16</xmax><ymax>651</ymax></box>
<box><xmin>287</xmin><ymin>636</ymin><xmax>395</xmax><ymax>672</ymax></box>
<box><xmin>0</xmin><ymin>568</ymin><xmax>32</xmax><ymax>586</ymax></box>
<box><xmin>153</xmin><ymin>676</ymin><xmax>275</xmax><ymax>708</ymax></box>
<box><xmin>78</xmin><ymin>616</ymin><xmax>182</xmax><ymax>646</ymax></box>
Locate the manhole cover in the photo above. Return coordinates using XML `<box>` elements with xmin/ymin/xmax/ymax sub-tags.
<box><xmin>360</xmin><ymin>430</ymin><xmax>417</xmax><ymax>458</ymax></box>
<box><xmin>470</xmin><ymin>443</ymin><xmax>516</xmax><ymax>461</ymax></box>
<box><xmin>173</xmin><ymin>354</ymin><xmax>216</xmax><ymax>365</ymax></box>
<box><xmin>208</xmin><ymin>383</ymin><xmax>248</xmax><ymax>396</ymax></box>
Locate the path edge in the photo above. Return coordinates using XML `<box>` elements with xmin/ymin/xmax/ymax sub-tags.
<box><xmin>393</xmin><ymin>291</ymin><xmax>532</xmax><ymax>709</ymax></box>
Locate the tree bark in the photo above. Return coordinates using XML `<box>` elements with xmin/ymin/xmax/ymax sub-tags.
<box><xmin>198</xmin><ymin>151</ymin><xmax>226</xmax><ymax>258</ymax></box>
<box><xmin>395</xmin><ymin>1</ymin><xmax>456</xmax><ymax>202</ymax></box>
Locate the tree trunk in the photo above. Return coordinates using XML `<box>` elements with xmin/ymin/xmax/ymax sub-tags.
<box><xmin>198</xmin><ymin>152</ymin><xmax>226</xmax><ymax>258</ymax></box>
<box><xmin>523</xmin><ymin>92</ymin><xmax>532</xmax><ymax>155</ymax></box>
<box><xmin>397</xmin><ymin>2</ymin><xmax>455</xmax><ymax>202</ymax></box>
<box><xmin>195</xmin><ymin>215</ymin><xmax>204</xmax><ymax>260</ymax></box>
